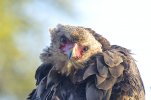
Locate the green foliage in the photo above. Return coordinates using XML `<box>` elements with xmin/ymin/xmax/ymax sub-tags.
<box><xmin>0</xmin><ymin>0</ymin><xmax>74</xmax><ymax>99</ymax></box>
<box><xmin>0</xmin><ymin>0</ymin><xmax>37</xmax><ymax>99</ymax></box>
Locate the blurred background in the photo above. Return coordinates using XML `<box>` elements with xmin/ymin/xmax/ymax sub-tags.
<box><xmin>0</xmin><ymin>0</ymin><xmax>151</xmax><ymax>100</ymax></box>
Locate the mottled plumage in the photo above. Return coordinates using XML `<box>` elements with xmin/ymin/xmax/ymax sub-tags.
<box><xmin>28</xmin><ymin>24</ymin><xmax>145</xmax><ymax>100</ymax></box>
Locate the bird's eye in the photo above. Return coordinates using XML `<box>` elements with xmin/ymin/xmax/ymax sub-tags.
<box><xmin>83</xmin><ymin>46</ymin><xmax>89</xmax><ymax>52</ymax></box>
<box><xmin>60</xmin><ymin>35</ymin><xmax>67</xmax><ymax>43</ymax></box>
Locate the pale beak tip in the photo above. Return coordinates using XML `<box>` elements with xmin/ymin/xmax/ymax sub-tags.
<box><xmin>67</xmin><ymin>51</ymin><xmax>72</xmax><ymax>59</ymax></box>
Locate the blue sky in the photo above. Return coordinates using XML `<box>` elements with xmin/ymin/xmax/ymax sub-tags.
<box><xmin>23</xmin><ymin>0</ymin><xmax>151</xmax><ymax>99</ymax></box>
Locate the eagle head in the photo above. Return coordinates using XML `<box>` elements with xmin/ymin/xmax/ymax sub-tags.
<box><xmin>41</xmin><ymin>24</ymin><xmax>102</xmax><ymax>75</ymax></box>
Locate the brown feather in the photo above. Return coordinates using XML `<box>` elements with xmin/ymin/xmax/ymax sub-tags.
<box><xmin>28</xmin><ymin>24</ymin><xmax>145</xmax><ymax>100</ymax></box>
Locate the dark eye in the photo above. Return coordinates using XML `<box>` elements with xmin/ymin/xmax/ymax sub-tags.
<box><xmin>83</xmin><ymin>46</ymin><xmax>89</xmax><ymax>52</ymax></box>
<box><xmin>60</xmin><ymin>35</ymin><xmax>67</xmax><ymax>43</ymax></box>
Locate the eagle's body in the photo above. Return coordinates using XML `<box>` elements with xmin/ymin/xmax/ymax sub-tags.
<box><xmin>28</xmin><ymin>24</ymin><xmax>145</xmax><ymax>100</ymax></box>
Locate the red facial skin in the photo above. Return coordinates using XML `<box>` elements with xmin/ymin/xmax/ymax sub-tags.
<box><xmin>59</xmin><ymin>41</ymin><xmax>83</xmax><ymax>60</ymax></box>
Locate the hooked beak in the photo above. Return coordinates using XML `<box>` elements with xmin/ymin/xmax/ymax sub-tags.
<box><xmin>62</xmin><ymin>43</ymin><xmax>82</xmax><ymax>59</ymax></box>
